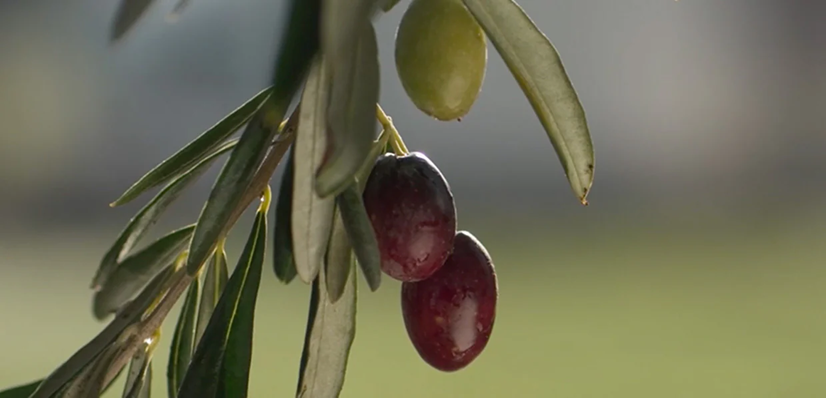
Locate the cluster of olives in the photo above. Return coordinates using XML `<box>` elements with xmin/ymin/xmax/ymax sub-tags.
<box><xmin>363</xmin><ymin>152</ymin><xmax>498</xmax><ymax>372</ymax></box>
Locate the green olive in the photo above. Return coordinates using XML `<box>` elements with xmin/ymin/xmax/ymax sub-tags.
<box><xmin>394</xmin><ymin>0</ymin><xmax>487</xmax><ymax>121</ymax></box>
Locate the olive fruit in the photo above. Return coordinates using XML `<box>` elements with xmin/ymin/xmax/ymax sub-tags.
<box><xmin>394</xmin><ymin>0</ymin><xmax>487</xmax><ymax>121</ymax></box>
<box><xmin>362</xmin><ymin>152</ymin><xmax>457</xmax><ymax>282</ymax></box>
<box><xmin>401</xmin><ymin>231</ymin><xmax>498</xmax><ymax>372</ymax></box>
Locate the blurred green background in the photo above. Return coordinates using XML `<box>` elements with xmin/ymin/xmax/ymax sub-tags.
<box><xmin>1</xmin><ymin>0</ymin><xmax>825</xmax><ymax>397</ymax></box>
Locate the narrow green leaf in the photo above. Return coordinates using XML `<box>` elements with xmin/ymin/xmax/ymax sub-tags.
<box><xmin>124</xmin><ymin>340</ymin><xmax>154</xmax><ymax>398</ymax></box>
<box><xmin>111</xmin><ymin>0</ymin><xmax>158</xmax><ymax>41</ymax></box>
<box><xmin>296</xmin><ymin>256</ymin><xmax>357</xmax><ymax>398</ymax></box>
<box><xmin>178</xmin><ymin>189</ymin><xmax>270</xmax><ymax>398</ymax></box>
<box><xmin>30</xmin><ymin>267</ymin><xmax>174</xmax><ymax>398</ymax></box>
<box><xmin>167</xmin><ymin>276</ymin><xmax>200</xmax><ymax>398</ymax></box>
<box><xmin>354</xmin><ymin>137</ymin><xmax>389</xmax><ymax>192</ymax></box>
<box><xmin>93</xmin><ymin>225</ymin><xmax>195</xmax><ymax>320</ymax></box>
<box><xmin>61</xmin><ymin>330</ymin><xmax>132</xmax><ymax>398</ymax></box>
<box><xmin>336</xmin><ymin>184</ymin><xmax>381</xmax><ymax>292</ymax></box>
<box><xmin>320</xmin><ymin>0</ymin><xmax>379</xmax><ymax>66</ymax></box>
<box><xmin>323</xmin><ymin>208</ymin><xmax>352</xmax><ymax>303</ymax></box>
<box><xmin>461</xmin><ymin>0</ymin><xmax>595</xmax><ymax>204</ymax></box>
<box><xmin>315</xmin><ymin>20</ymin><xmax>381</xmax><ymax>198</ymax></box>
<box><xmin>94</xmin><ymin>139</ymin><xmax>237</xmax><ymax>290</ymax></box>
<box><xmin>195</xmin><ymin>245</ymin><xmax>228</xmax><ymax>344</ymax></box>
<box><xmin>273</xmin><ymin>148</ymin><xmax>298</xmax><ymax>284</ymax></box>
<box><xmin>292</xmin><ymin>58</ymin><xmax>335</xmax><ymax>284</ymax></box>
<box><xmin>111</xmin><ymin>88</ymin><xmax>272</xmax><ymax>207</ymax></box>
<box><xmin>0</xmin><ymin>380</ymin><xmax>42</xmax><ymax>398</ymax></box>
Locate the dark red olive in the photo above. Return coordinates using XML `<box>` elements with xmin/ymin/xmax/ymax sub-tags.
<box><xmin>362</xmin><ymin>151</ymin><xmax>457</xmax><ymax>282</ymax></box>
<box><xmin>401</xmin><ymin>231</ymin><xmax>498</xmax><ymax>372</ymax></box>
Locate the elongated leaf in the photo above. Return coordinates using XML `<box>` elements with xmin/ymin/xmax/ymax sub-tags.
<box><xmin>178</xmin><ymin>189</ymin><xmax>270</xmax><ymax>398</ymax></box>
<box><xmin>0</xmin><ymin>380</ymin><xmax>42</xmax><ymax>398</ymax></box>
<box><xmin>461</xmin><ymin>0</ymin><xmax>595</xmax><ymax>204</ymax></box>
<box><xmin>195</xmin><ymin>246</ymin><xmax>228</xmax><ymax>344</ymax></box>
<box><xmin>111</xmin><ymin>0</ymin><xmax>158</xmax><ymax>41</ymax></box>
<box><xmin>315</xmin><ymin>20</ymin><xmax>381</xmax><ymax>198</ymax></box>
<box><xmin>30</xmin><ymin>267</ymin><xmax>174</xmax><ymax>398</ymax></box>
<box><xmin>111</xmin><ymin>88</ymin><xmax>273</xmax><ymax>207</ymax></box>
<box><xmin>297</xmin><ymin>256</ymin><xmax>357</xmax><ymax>398</ymax></box>
<box><xmin>61</xmin><ymin>330</ymin><xmax>132</xmax><ymax>398</ymax></box>
<box><xmin>273</xmin><ymin>148</ymin><xmax>298</xmax><ymax>284</ymax></box>
<box><xmin>323</xmin><ymin>208</ymin><xmax>351</xmax><ymax>303</ymax></box>
<box><xmin>167</xmin><ymin>276</ymin><xmax>199</xmax><ymax>397</ymax></box>
<box><xmin>336</xmin><ymin>184</ymin><xmax>381</xmax><ymax>291</ymax></box>
<box><xmin>94</xmin><ymin>139</ymin><xmax>237</xmax><ymax>290</ymax></box>
<box><xmin>292</xmin><ymin>58</ymin><xmax>335</xmax><ymax>284</ymax></box>
<box><xmin>94</xmin><ymin>225</ymin><xmax>195</xmax><ymax>320</ymax></box>
<box><xmin>320</xmin><ymin>0</ymin><xmax>379</xmax><ymax>67</ymax></box>
<box><xmin>124</xmin><ymin>338</ymin><xmax>155</xmax><ymax>398</ymax></box>
<box><xmin>354</xmin><ymin>138</ymin><xmax>388</xmax><ymax>192</ymax></box>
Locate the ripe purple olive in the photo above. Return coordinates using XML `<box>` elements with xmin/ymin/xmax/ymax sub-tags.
<box><xmin>401</xmin><ymin>231</ymin><xmax>498</xmax><ymax>372</ymax></box>
<box><xmin>362</xmin><ymin>152</ymin><xmax>457</xmax><ymax>282</ymax></box>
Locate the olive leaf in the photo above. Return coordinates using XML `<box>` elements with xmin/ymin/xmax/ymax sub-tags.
<box><xmin>30</xmin><ymin>267</ymin><xmax>174</xmax><ymax>398</ymax></box>
<box><xmin>292</xmin><ymin>57</ymin><xmax>336</xmax><ymax>284</ymax></box>
<box><xmin>111</xmin><ymin>0</ymin><xmax>158</xmax><ymax>41</ymax></box>
<box><xmin>177</xmin><ymin>188</ymin><xmax>270</xmax><ymax>398</ymax></box>
<box><xmin>93</xmin><ymin>225</ymin><xmax>195</xmax><ymax>320</ymax></box>
<box><xmin>296</xmin><ymin>257</ymin><xmax>358</xmax><ymax>398</ymax></box>
<box><xmin>195</xmin><ymin>245</ymin><xmax>228</xmax><ymax>344</ymax></box>
<box><xmin>314</xmin><ymin>20</ymin><xmax>381</xmax><ymax>198</ymax></box>
<box><xmin>94</xmin><ymin>139</ymin><xmax>237</xmax><ymax>290</ymax></box>
<box><xmin>60</xmin><ymin>325</ymin><xmax>136</xmax><ymax>398</ymax></box>
<box><xmin>461</xmin><ymin>0</ymin><xmax>595</xmax><ymax>204</ymax></box>
<box><xmin>110</xmin><ymin>88</ymin><xmax>273</xmax><ymax>207</ymax></box>
<box><xmin>336</xmin><ymin>184</ymin><xmax>381</xmax><ymax>292</ymax></box>
<box><xmin>124</xmin><ymin>337</ymin><xmax>156</xmax><ymax>398</ymax></box>
<box><xmin>273</xmin><ymin>148</ymin><xmax>298</xmax><ymax>284</ymax></box>
<box><xmin>323</xmin><ymin>208</ymin><xmax>351</xmax><ymax>303</ymax></box>
<box><xmin>0</xmin><ymin>380</ymin><xmax>43</xmax><ymax>398</ymax></box>
<box><xmin>167</xmin><ymin>275</ymin><xmax>200</xmax><ymax>398</ymax></box>
<box><xmin>185</xmin><ymin>0</ymin><xmax>321</xmax><ymax>275</ymax></box>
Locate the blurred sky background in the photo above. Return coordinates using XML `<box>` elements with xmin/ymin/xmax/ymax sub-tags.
<box><xmin>1</xmin><ymin>1</ymin><xmax>825</xmax><ymax>397</ymax></box>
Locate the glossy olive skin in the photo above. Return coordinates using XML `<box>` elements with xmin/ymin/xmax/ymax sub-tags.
<box><xmin>401</xmin><ymin>231</ymin><xmax>498</xmax><ymax>372</ymax></box>
<box><xmin>362</xmin><ymin>152</ymin><xmax>457</xmax><ymax>282</ymax></box>
<box><xmin>395</xmin><ymin>0</ymin><xmax>487</xmax><ymax>121</ymax></box>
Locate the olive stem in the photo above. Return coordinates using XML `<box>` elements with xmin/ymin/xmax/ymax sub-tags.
<box><xmin>376</xmin><ymin>103</ymin><xmax>409</xmax><ymax>155</ymax></box>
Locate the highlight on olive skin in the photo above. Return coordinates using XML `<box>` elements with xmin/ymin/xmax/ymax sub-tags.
<box><xmin>394</xmin><ymin>0</ymin><xmax>488</xmax><ymax>121</ymax></box>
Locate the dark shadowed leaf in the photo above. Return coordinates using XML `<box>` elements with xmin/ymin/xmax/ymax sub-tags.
<box><xmin>111</xmin><ymin>88</ymin><xmax>272</xmax><ymax>207</ymax></box>
<box><xmin>195</xmin><ymin>245</ymin><xmax>228</xmax><ymax>344</ymax></box>
<box><xmin>124</xmin><ymin>336</ymin><xmax>156</xmax><ymax>398</ymax></box>
<box><xmin>461</xmin><ymin>0</ymin><xmax>595</xmax><ymax>204</ymax></box>
<box><xmin>111</xmin><ymin>0</ymin><xmax>158</xmax><ymax>41</ymax></box>
<box><xmin>273</xmin><ymin>148</ymin><xmax>298</xmax><ymax>284</ymax></box>
<box><xmin>30</xmin><ymin>267</ymin><xmax>174</xmax><ymax>398</ymax></box>
<box><xmin>296</xmin><ymin>257</ymin><xmax>357</xmax><ymax>398</ymax></box>
<box><xmin>323</xmin><ymin>208</ymin><xmax>352</xmax><ymax>303</ymax></box>
<box><xmin>379</xmin><ymin>0</ymin><xmax>402</xmax><ymax>12</ymax></box>
<box><xmin>94</xmin><ymin>139</ymin><xmax>237</xmax><ymax>290</ymax></box>
<box><xmin>94</xmin><ymin>225</ymin><xmax>195</xmax><ymax>320</ymax></box>
<box><xmin>315</xmin><ymin>21</ymin><xmax>381</xmax><ymax>198</ymax></box>
<box><xmin>167</xmin><ymin>276</ymin><xmax>200</xmax><ymax>398</ymax></box>
<box><xmin>336</xmin><ymin>185</ymin><xmax>381</xmax><ymax>291</ymax></box>
<box><xmin>0</xmin><ymin>380</ymin><xmax>42</xmax><ymax>398</ymax></box>
<box><xmin>292</xmin><ymin>58</ymin><xmax>335</xmax><ymax>284</ymax></box>
<box><xmin>178</xmin><ymin>188</ymin><xmax>270</xmax><ymax>398</ymax></box>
